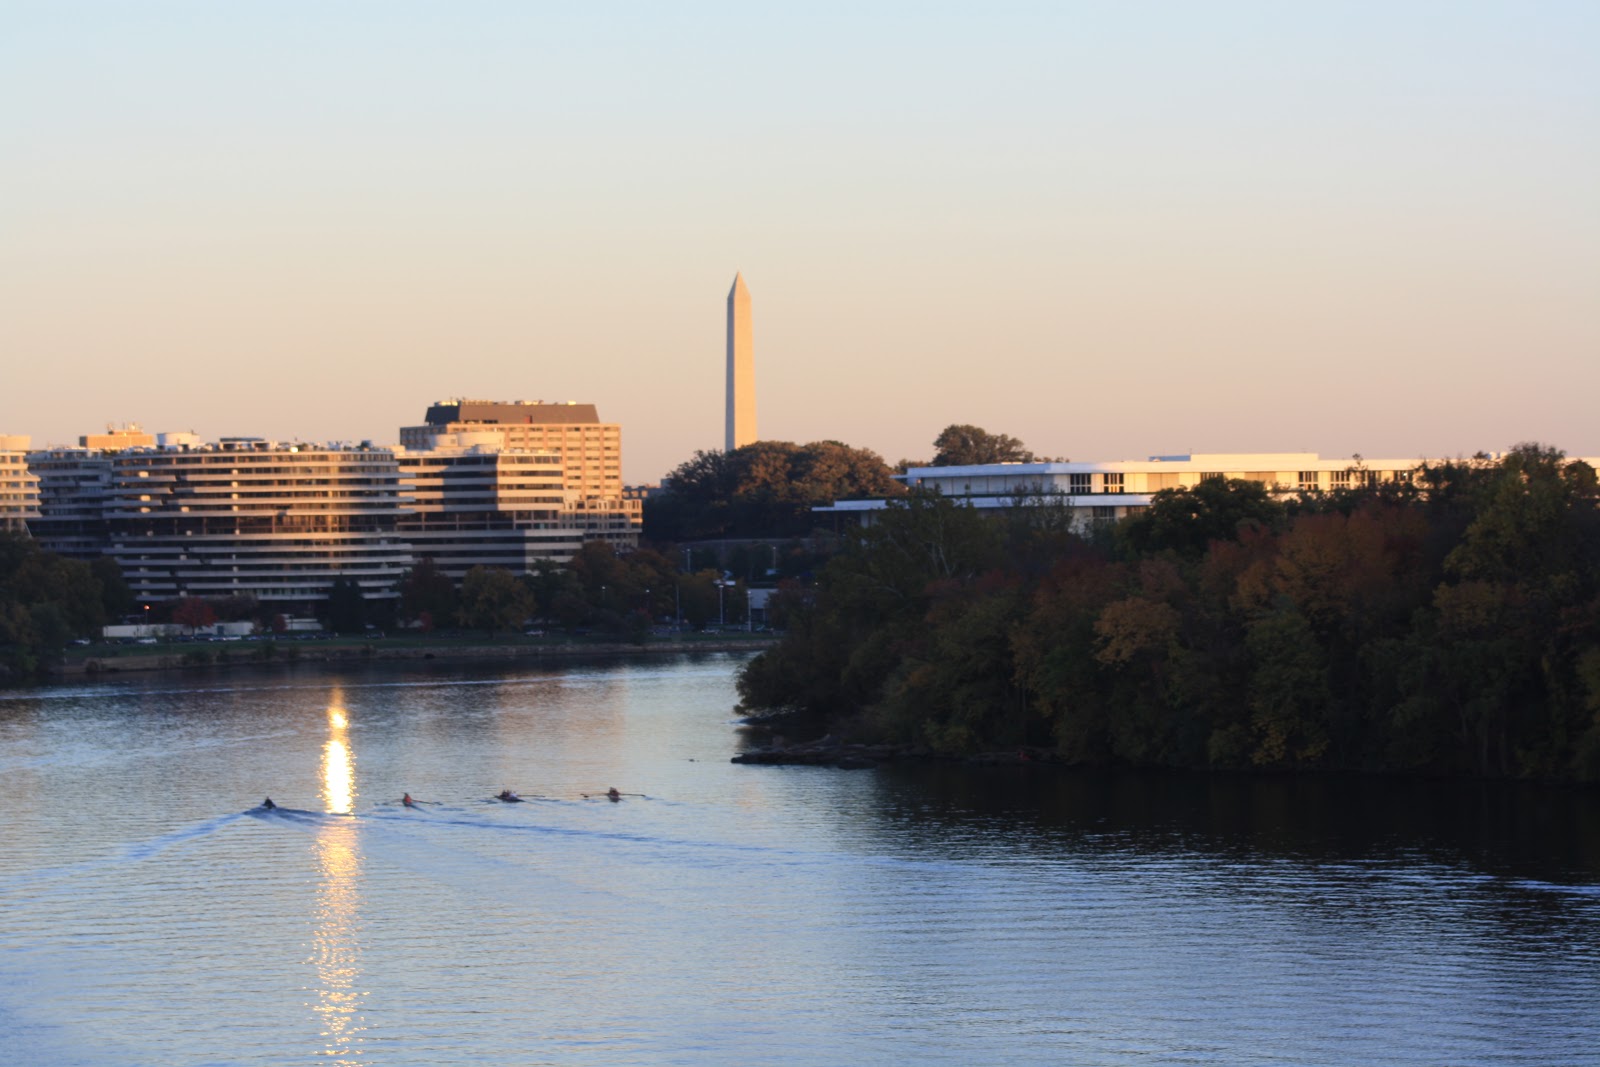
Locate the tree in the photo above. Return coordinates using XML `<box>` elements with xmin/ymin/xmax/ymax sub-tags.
<box><xmin>737</xmin><ymin>489</ymin><xmax>1001</xmax><ymax>720</ymax></box>
<box><xmin>458</xmin><ymin>566</ymin><xmax>533</xmax><ymax>635</ymax></box>
<box><xmin>930</xmin><ymin>424</ymin><xmax>1035</xmax><ymax>466</ymax></box>
<box><xmin>400</xmin><ymin>558</ymin><xmax>457</xmax><ymax>629</ymax></box>
<box><xmin>90</xmin><ymin>557</ymin><xmax>135</xmax><ymax>619</ymax></box>
<box><xmin>523</xmin><ymin>559</ymin><xmax>576</xmax><ymax>622</ymax></box>
<box><xmin>647</xmin><ymin>439</ymin><xmax>902</xmax><ymax>540</ymax></box>
<box><xmin>0</xmin><ymin>532</ymin><xmax>108</xmax><ymax>680</ymax></box>
<box><xmin>172</xmin><ymin>596</ymin><xmax>218</xmax><ymax>634</ymax></box>
<box><xmin>1118</xmin><ymin>478</ymin><xmax>1284</xmax><ymax>560</ymax></box>
<box><xmin>677</xmin><ymin>571</ymin><xmax>720</xmax><ymax>629</ymax></box>
<box><xmin>324</xmin><ymin>578</ymin><xmax>368</xmax><ymax>634</ymax></box>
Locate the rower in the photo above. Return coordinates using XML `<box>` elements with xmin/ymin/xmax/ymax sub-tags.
<box><xmin>262</xmin><ymin>797</ymin><xmax>276</xmax><ymax>810</ymax></box>
<box><xmin>402</xmin><ymin>793</ymin><xmax>415</xmax><ymax>808</ymax></box>
<box><xmin>606</xmin><ymin>787</ymin><xmax>620</xmax><ymax>802</ymax></box>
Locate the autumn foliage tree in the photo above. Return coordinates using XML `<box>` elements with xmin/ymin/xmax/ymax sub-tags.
<box><xmin>738</xmin><ymin>445</ymin><xmax>1600</xmax><ymax>783</ymax></box>
<box><xmin>172</xmin><ymin>596</ymin><xmax>218</xmax><ymax>634</ymax></box>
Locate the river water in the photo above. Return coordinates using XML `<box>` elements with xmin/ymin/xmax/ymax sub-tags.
<box><xmin>2</xmin><ymin>654</ymin><xmax>1598</xmax><ymax>1066</ymax></box>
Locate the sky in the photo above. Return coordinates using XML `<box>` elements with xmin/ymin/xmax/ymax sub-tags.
<box><xmin>3</xmin><ymin>1</ymin><xmax>1597</xmax><ymax>483</ymax></box>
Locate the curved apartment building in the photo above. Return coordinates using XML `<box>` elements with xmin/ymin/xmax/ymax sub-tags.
<box><xmin>106</xmin><ymin>439</ymin><xmax>412</xmax><ymax>608</ymax></box>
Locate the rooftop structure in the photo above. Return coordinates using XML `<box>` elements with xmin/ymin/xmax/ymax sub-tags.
<box><xmin>726</xmin><ymin>273</ymin><xmax>756</xmax><ymax>451</ymax></box>
<box><xmin>80</xmin><ymin>424</ymin><xmax>156</xmax><ymax>451</ymax></box>
<box><xmin>420</xmin><ymin>400</ymin><xmax>600</xmax><ymax>427</ymax></box>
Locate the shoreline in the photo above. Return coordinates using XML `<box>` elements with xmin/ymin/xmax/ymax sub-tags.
<box><xmin>52</xmin><ymin>638</ymin><xmax>772</xmax><ymax>679</ymax></box>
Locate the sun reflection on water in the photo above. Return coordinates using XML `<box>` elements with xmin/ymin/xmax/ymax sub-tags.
<box><xmin>308</xmin><ymin>691</ymin><xmax>366</xmax><ymax>1063</ymax></box>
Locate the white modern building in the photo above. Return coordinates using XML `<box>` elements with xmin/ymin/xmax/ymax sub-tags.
<box><xmin>106</xmin><ymin>438</ymin><xmax>413</xmax><ymax>608</ymax></box>
<box><xmin>0</xmin><ymin>435</ymin><xmax>41</xmax><ymax>535</ymax></box>
<box><xmin>818</xmin><ymin>452</ymin><xmax>1444</xmax><ymax>529</ymax></box>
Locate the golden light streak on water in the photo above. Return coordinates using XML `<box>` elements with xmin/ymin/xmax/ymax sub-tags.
<box><xmin>308</xmin><ymin>691</ymin><xmax>366</xmax><ymax>1063</ymax></box>
<box><xmin>322</xmin><ymin>696</ymin><xmax>354</xmax><ymax>815</ymax></box>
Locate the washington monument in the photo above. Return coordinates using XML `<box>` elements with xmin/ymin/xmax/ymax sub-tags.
<box><xmin>725</xmin><ymin>272</ymin><xmax>756</xmax><ymax>451</ymax></box>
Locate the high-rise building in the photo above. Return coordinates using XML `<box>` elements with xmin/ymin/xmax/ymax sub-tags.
<box><xmin>396</xmin><ymin>433</ymin><xmax>587</xmax><ymax>581</ymax></box>
<box><xmin>399</xmin><ymin>399</ymin><xmax>640</xmax><ymax>549</ymax></box>
<box><xmin>725</xmin><ymin>273</ymin><xmax>756</xmax><ymax>451</ymax></box>
<box><xmin>401</xmin><ymin>401</ymin><xmax>621</xmax><ymax>497</ymax></box>
<box><xmin>106</xmin><ymin>438</ymin><xmax>412</xmax><ymax>609</ymax></box>
<box><xmin>25</xmin><ymin>424</ymin><xmax>156</xmax><ymax>558</ymax></box>
<box><xmin>0</xmin><ymin>435</ymin><xmax>41</xmax><ymax>535</ymax></box>
<box><xmin>25</xmin><ymin>448</ymin><xmax>114</xmax><ymax>558</ymax></box>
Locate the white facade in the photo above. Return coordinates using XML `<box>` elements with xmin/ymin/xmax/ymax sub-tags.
<box><xmin>0</xmin><ymin>435</ymin><xmax>41</xmax><ymax>535</ymax></box>
<box><xmin>820</xmin><ymin>452</ymin><xmax>1447</xmax><ymax>529</ymax></box>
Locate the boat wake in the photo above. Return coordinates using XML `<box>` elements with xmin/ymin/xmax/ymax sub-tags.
<box><xmin>0</xmin><ymin>811</ymin><xmax>254</xmax><ymax>897</ymax></box>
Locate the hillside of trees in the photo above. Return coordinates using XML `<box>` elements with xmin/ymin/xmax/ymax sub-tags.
<box><xmin>737</xmin><ymin>445</ymin><xmax>1600</xmax><ymax>782</ymax></box>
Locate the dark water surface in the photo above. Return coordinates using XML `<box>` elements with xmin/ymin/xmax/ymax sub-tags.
<box><xmin>2</xmin><ymin>655</ymin><xmax>1598</xmax><ymax>1066</ymax></box>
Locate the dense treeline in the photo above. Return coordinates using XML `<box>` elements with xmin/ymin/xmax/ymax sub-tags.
<box><xmin>0</xmin><ymin>533</ymin><xmax>129</xmax><ymax>681</ymax></box>
<box><xmin>737</xmin><ymin>445</ymin><xmax>1600</xmax><ymax>781</ymax></box>
<box><xmin>402</xmin><ymin>543</ymin><xmax>753</xmax><ymax>639</ymax></box>
<box><xmin>645</xmin><ymin>439</ymin><xmax>902</xmax><ymax>540</ymax></box>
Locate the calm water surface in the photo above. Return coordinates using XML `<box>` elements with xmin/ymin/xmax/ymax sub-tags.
<box><xmin>2</xmin><ymin>654</ymin><xmax>1598</xmax><ymax>1066</ymax></box>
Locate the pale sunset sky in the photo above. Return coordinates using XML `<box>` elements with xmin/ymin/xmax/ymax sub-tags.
<box><xmin>3</xmin><ymin>2</ymin><xmax>1596</xmax><ymax>482</ymax></box>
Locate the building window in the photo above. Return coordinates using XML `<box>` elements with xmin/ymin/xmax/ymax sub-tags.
<box><xmin>1331</xmin><ymin>470</ymin><xmax>1352</xmax><ymax>489</ymax></box>
<box><xmin>1069</xmin><ymin>473</ymin><xmax>1091</xmax><ymax>494</ymax></box>
<box><xmin>1297</xmin><ymin>471</ymin><xmax>1320</xmax><ymax>491</ymax></box>
<box><xmin>1102</xmin><ymin>472</ymin><xmax>1124</xmax><ymax>494</ymax></box>
<box><xmin>1092</xmin><ymin>506</ymin><xmax>1117</xmax><ymax>521</ymax></box>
